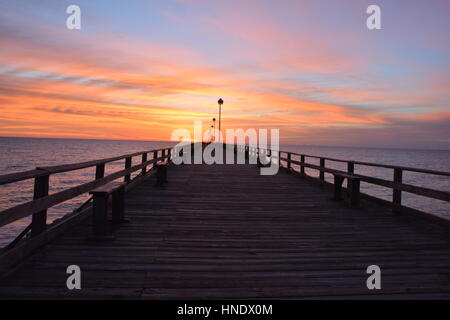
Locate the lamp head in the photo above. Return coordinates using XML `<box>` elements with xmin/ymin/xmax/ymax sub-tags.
<box><xmin>218</xmin><ymin>98</ymin><xmax>223</xmax><ymax>105</ymax></box>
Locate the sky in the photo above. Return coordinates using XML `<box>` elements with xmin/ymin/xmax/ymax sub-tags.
<box><xmin>0</xmin><ymin>0</ymin><xmax>449</xmax><ymax>149</ymax></box>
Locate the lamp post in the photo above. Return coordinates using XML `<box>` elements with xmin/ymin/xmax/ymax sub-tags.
<box><xmin>212</xmin><ymin>118</ymin><xmax>216</xmax><ymax>142</ymax></box>
<box><xmin>217</xmin><ymin>98</ymin><xmax>223</xmax><ymax>142</ymax></box>
<box><xmin>210</xmin><ymin>125</ymin><xmax>214</xmax><ymax>142</ymax></box>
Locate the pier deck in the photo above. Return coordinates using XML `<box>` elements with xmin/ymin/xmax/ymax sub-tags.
<box><xmin>1</xmin><ymin>162</ymin><xmax>449</xmax><ymax>299</ymax></box>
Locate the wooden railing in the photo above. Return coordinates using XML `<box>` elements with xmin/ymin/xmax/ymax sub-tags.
<box><xmin>237</xmin><ymin>144</ymin><xmax>450</xmax><ymax>215</ymax></box>
<box><xmin>0</xmin><ymin>146</ymin><xmax>175</xmax><ymax>244</ymax></box>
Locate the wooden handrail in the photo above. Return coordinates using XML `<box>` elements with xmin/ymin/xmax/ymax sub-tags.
<box><xmin>0</xmin><ymin>169</ymin><xmax>48</xmax><ymax>185</ymax></box>
<box><xmin>37</xmin><ymin>151</ymin><xmax>145</xmax><ymax>174</ymax></box>
<box><xmin>0</xmin><ymin>149</ymin><xmax>167</xmax><ymax>185</ymax></box>
<box><xmin>284</xmin><ymin>158</ymin><xmax>450</xmax><ymax>202</ymax></box>
<box><xmin>238</xmin><ymin>144</ymin><xmax>450</xmax><ymax>215</ymax></box>
<box><xmin>0</xmin><ymin>146</ymin><xmax>174</xmax><ymax>233</ymax></box>
<box><xmin>278</xmin><ymin>151</ymin><xmax>450</xmax><ymax>177</ymax></box>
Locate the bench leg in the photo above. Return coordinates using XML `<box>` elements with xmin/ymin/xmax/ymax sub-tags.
<box><xmin>333</xmin><ymin>176</ymin><xmax>344</xmax><ymax>201</ymax></box>
<box><xmin>349</xmin><ymin>179</ymin><xmax>360</xmax><ymax>207</ymax></box>
<box><xmin>112</xmin><ymin>186</ymin><xmax>128</xmax><ymax>223</ymax></box>
<box><xmin>91</xmin><ymin>194</ymin><xmax>114</xmax><ymax>240</ymax></box>
<box><xmin>155</xmin><ymin>165</ymin><xmax>168</xmax><ymax>187</ymax></box>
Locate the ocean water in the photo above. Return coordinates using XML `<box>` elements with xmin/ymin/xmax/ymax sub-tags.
<box><xmin>0</xmin><ymin>137</ymin><xmax>449</xmax><ymax>247</ymax></box>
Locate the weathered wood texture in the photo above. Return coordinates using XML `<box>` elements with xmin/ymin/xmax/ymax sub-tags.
<box><xmin>1</xmin><ymin>163</ymin><xmax>450</xmax><ymax>299</ymax></box>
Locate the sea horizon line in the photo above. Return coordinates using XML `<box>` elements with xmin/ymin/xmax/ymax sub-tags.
<box><xmin>0</xmin><ymin>135</ymin><xmax>449</xmax><ymax>153</ymax></box>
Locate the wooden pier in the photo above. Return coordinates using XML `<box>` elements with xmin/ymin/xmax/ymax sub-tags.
<box><xmin>0</xmin><ymin>144</ymin><xmax>449</xmax><ymax>299</ymax></box>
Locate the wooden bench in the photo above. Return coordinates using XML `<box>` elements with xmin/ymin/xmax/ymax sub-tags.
<box><xmin>154</xmin><ymin>161</ymin><xmax>168</xmax><ymax>187</ymax></box>
<box><xmin>331</xmin><ymin>172</ymin><xmax>361</xmax><ymax>207</ymax></box>
<box><xmin>89</xmin><ymin>181</ymin><xmax>127</xmax><ymax>239</ymax></box>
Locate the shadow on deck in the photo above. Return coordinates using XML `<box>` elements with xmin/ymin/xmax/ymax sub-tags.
<box><xmin>1</xmin><ymin>163</ymin><xmax>450</xmax><ymax>299</ymax></box>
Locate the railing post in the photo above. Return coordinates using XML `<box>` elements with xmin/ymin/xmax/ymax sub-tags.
<box><xmin>124</xmin><ymin>156</ymin><xmax>132</xmax><ymax>183</ymax></box>
<box><xmin>95</xmin><ymin>163</ymin><xmax>105</xmax><ymax>180</ymax></box>
<box><xmin>347</xmin><ymin>161</ymin><xmax>354</xmax><ymax>174</ymax></box>
<box><xmin>300</xmin><ymin>155</ymin><xmax>305</xmax><ymax>174</ymax></box>
<box><xmin>141</xmin><ymin>153</ymin><xmax>147</xmax><ymax>175</ymax></box>
<box><xmin>319</xmin><ymin>158</ymin><xmax>325</xmax><ymax>181</ymax></box>
<box><xmin>287</xmin><ymin>153</ymin><xmax>291</xmax><ymax>170</ymax></box>
<box><xmin>31</xmin><ymin>174</ymin><xmax>49</xmax><ymax>237</ymax></box>
<box><xmin>393</xmin><ymin>168</ymin><xmax>403</xmax><ymax>213</ymax></box>
<box><xmin>153</xmin><ymin>150</ymin><xmax>158</xmax><ymax>164</ymax></box>
<box><xmin>347</xmin><ymin>161</ymin><xmax>354</xmax><ymax>188</ymax></box>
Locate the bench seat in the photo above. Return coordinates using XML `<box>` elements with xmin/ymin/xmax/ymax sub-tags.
<box><xmin>89</xmin><ymin>181</ymin><xmax>127</xmax><ymax>239</ymax></box>
<box><xmin>331</xmin><ymin>172</ymin><xmax>361</xmax><ymax>207</ymax></box>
